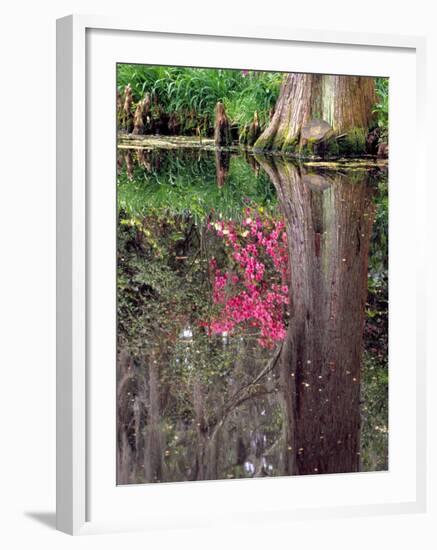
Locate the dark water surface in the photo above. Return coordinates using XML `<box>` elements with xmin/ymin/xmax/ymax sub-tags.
<box><xmin>116</xmin><ymin>145</ymin><xmax>388</xmax><ymax>484</ymax></box>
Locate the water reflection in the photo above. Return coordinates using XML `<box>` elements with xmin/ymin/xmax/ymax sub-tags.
<box><xmin>116</xmin><ymin>147</ymin><xmax>388</xmax><ymax>484</ymax></box>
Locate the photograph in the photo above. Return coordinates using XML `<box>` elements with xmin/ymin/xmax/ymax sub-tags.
<box><xmin>115</xmin><ymin>65</ymin><xmax>389</xmax><ymax>484</ymax></box>
<box><xmin>0</xmin><ymin>0</ymin><xmax>431</xmax><ymax>544</ymax></box>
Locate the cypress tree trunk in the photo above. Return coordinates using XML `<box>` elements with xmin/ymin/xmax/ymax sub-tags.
<box><xmin>258</xmin><ymin>157</ymin><xmax>376</xmax><ymax>475</ymax></box>
<box><xmin>254</xmin><ymin>74</ymin><xmax>376</xmax><ymax>157</ymax></box>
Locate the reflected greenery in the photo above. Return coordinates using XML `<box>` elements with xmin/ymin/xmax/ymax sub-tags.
<box><xmin>117</xmin><ymin>148</ymin><xmax>276</xmax><ymax>222</ymax></box>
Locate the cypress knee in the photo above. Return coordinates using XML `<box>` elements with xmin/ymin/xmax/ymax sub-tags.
<box><xmin>122</xmin><ymin>83</ymin><xmax>134</xmax><ymax>133</ymax></box>
<box><xmin>214</xmin><ymin>102</ymin><xmax>232</xmax><ymax>147</ymax></box>
<box><xmin>132</xmin><ymin>99</ymin><xmax>145</xmax><ymax>135</ymax></box>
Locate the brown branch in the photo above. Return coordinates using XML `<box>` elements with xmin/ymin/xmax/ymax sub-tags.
<box><xmin>225</xmin><ymin>342</ymin><xmax>282</xmax><ymax>411</ymax></box>
<box><xmin>207</xmin><ymin>343</ymin><xmax>283</xmax><ymax>442</ymax></box>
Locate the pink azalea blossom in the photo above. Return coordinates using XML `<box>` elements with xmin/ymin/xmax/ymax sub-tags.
<box><xmin>206</xmin><ymin>208</ymin><xmax>289</xmax><ymax>348</ymax></box>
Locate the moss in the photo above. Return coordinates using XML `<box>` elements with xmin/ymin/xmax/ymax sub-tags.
<box><xmin>322</xmin><ymin>138</ymin><xmax>340</xmax><ymax>157</ymax></box>
<box><xmin>299</xmin><ymin>127</ymin><xmax>368</xmax><ymax>158</ymax></box>
<box><xmin>297</xmin><ymin>141</ymin><xmax>318</xmax><ymax>159</ymax></box>
<box><xmin>254</xmin><ymin>125</ymin><xmax>370</xmax><ymax>159</ymax></box>
<box><xmin>281</xmin><ymin>134</ymin><xmax>300</xmax><ymax>154</ymax></box>
<box><xmin>253</xmin><ymin>131</ymin><xmax>277</xmax><ymax>152</ymax></box>
<box><xmin>337</xmin><ymin>127</ymin><xmax>367</xmax><ymax>156</ymax></box>
<box><xmin>271</xmin><ymin>128</ymin><xmax>287</xmax><ymax>151</ymax></box>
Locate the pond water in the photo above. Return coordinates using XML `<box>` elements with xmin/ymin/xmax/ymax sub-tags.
<box><xmin>116</xmin><ymin>145</ymin><xmax>388</xmax><ymax>484</ymax></box>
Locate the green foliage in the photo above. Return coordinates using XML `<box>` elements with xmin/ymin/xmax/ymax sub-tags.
<box><xmin>373</xmin><ymin>77</ymin><xmax>389</xmax><ymax>141</ymax></box>
<box><xmin>117</xmin><ymin>64</ymin><xmax>283</xmax><ymax>134</ymax></box>
<box><xmin>362</xmin><ymin>175</ymin><xmax>388</xmax><ymax>473</ymax></box>
<box><xmin>117</xmin><ymin>211</ymin><xmax>212</xmax><ymax>351</ymax></box>
<box><xmin>360</xmin><ymin>352</ymin><xmax>388</xmax><ymax>471</ymax></box>
<box><xmin>224</xmin><ymin>72</ymin><xmax>282</xmax><ymax>127</ymax></box>
<box><xmin>368</xmin><ymin>176</ymin><xmax>388</xmax><ymax>307</ymax></box>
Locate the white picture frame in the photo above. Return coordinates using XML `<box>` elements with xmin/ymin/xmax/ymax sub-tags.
<box><xmin>56</xmin><ymin>14</ymin><xmax>427</xmax><ymax>535</ymax></box>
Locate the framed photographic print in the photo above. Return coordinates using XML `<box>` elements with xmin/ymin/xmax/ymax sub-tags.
<box><xmin>56</xmin><ymin>15</ymin><xmax>427</xmax><ymax>535</ymax></box>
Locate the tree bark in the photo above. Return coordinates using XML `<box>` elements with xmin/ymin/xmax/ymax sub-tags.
<box><xmin>214</xmin><ymin>102</ymin><xmax>232</xmax><ymax>147</ymax></box>
<box><xmin>122</xmin><ymin>83</ymin><xmax>134</xmax><ymax>133</ymax></box>
<box><xmin>254</xmin><ymin>74</ymin><xmax>376</xmax><ymax>157</ymax></box>
<box><xmin>132</xmin><ymin>99</ymin><xmax>145</xmax><ymax>135</ymax></box>
<box><xmin>257</xmin><ymin>156</ymin><xmax>377</xmax><ymax>475</ymax></box>
<box><xmin>239</xmin><ymin>111</ymin><xmax>261</xmax><ymax>146</ymax></box>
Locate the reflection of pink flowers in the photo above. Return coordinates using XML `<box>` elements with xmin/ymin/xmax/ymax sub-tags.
<box><xmin>206</xmin><ymin>209</ymin><xmax>289</xmax><ymax>348</ymax></box>
<box><xmin>241</xmin><ymin>69</ymin><xmax>249</xmax><ymax>77</ymax></box>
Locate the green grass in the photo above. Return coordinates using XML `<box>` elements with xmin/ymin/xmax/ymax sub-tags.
<box><xmin>117</xmin><ymin>65</ymin><xmax>283</xmax><ymax>135</ymax></box>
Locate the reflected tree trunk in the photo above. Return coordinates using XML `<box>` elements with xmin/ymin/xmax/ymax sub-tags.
<box><xmin>144</xmin><ymin>351</ymin><xmax>163</xmax><ymax>482</ymax></box>
<box><xmin>116</xmin><ymin>349</ymin><xmax>135</xmax><ymax>484</ymax></box>
<box><xmin>192</xmin><ymin>376</ymin><xmax>219</xmax><ymax>481</ymax></box>
<box><xmin>258</xmin><ymin>157</ymin><xmax>376</xmax><ymax>475</ymax></box>
<box><xmin>215</xmin><ymin>149</ymin><xmax>230</xmax><ymax>188</ymax></box>
<box><xmin>193</xmin><ymin>377</ymin><xmax>207</xmax><ymax>480</ymax></box>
